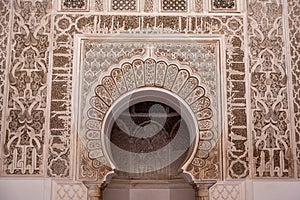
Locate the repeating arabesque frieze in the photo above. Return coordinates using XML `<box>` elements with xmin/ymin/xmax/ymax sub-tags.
<box><xmin>248</xmin><ymin>1</ymin><xmax>292</xmax><ymax>177</ymax></box>
<box><xmin>2</xmin><ymin>0</ymin><xmax>51</xmax><ymax>175</ymax></box>
<box><xmin>288</xmin><ymin>0</ymin><xmax>300</xmax><ymax>178</ymax></box>
<box><xmin>58</xmin><ymin>0</ymin><xmax>238</xmax><ymax>12</ymax></box>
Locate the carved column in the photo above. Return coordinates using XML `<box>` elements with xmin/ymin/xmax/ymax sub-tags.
<box><xmin>194</xmin><ymin>182</ymin><xmax>215</xmax><ymax>200</ymax></box>
<box><xmin>85</xmin><ymin>183</ymin><xmax>105</xmax><ymax>200</ymax></box>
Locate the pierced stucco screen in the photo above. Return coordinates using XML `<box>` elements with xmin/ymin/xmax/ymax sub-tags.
<box><xmin>74</xmin><ymin>35</ymin><xmax>223</xmax><ymax>182</ymax></box>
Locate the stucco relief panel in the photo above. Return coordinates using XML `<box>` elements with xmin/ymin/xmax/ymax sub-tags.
<box><xmin>77</xmin><ymin>39</ymin><xmax>221</xmax><ymax>181</ymax></box>
<box><xmin>248</xmin><ymin>0</ymin><xmax>292</xmax><ymax>177</ymax></box>
<box><xmin>47</xmin><ymin>15</ymin><xmax>248</xmax><ymax>180</ymax></box>
<box><xmin>2</xmin><ymin>0</ymin><xmax>51</xmax><ymax>176</ymax></box>
<box><xmin>210</xmin><ymin>0</ymin><xmax>237</xmax><ymax>12</ymax></box>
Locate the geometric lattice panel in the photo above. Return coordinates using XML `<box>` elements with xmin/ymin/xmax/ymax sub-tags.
<box><xmin>162</xmin><ymin>0</ymin><xmax>187</xmax><ymax>11</ymax></box>
<box><xmin>52</xmin><ymin>181</ymin><xmax>87</xmax><ymax>200</ymax></box>
<box><xmin>111</xmin><ymin>0</ymin><xmax>137</xmax><ymax>11</ymax></box>
<box><xmin>209</xmin><ymin>182</ymin><xmax>242</xmax><ymax>200</ymax></box>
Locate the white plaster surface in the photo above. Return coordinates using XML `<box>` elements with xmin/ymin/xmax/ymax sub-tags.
<box><xmin>251</xmin><ymin>181</ymin><xmax>300</xmax><ymax>200</ymax></box>
<box><xmin>0</xmin><ymin>179</ymin><xmax>51</xmax><ymax>200</ymax></box>
<box><xmin>1</xmin><ymin>179</ymin><xmax>300</xmax><ymax>200</ymax></box>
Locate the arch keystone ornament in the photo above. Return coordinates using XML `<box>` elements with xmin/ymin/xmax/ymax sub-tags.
<box><xmin>75</xmin><ymin>37</ymin><xmax>222</xmax><ymax>199</ymax></box>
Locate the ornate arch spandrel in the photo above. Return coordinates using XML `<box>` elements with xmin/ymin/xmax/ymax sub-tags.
<box><xmin>77</xmin><ymin>57</ymin><xmax>220</xmax><ymax>183</ymax></box>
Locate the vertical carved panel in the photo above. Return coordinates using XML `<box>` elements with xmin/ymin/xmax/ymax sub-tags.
<box><xmin>3</xmin><ymin>0</ymin><xmax>50</xmax><ymax>175</ymax></box>
<box><xmin>248</xmin><ymin>0</ymin><xmax>292</xmax><ymax>177</ymax></box>
<box><xmin>195</xmin><ymin>0</ymin><xmax>203</xmax><ymax>12</ymax></box>
<box><xmin>288</xmin><ymin>0</ymin><xmax>300</xmax><ymax>178</ymax></box>
<box><xmin>144</xmin><ymin>0</ymin><xmax>153</xmax><ymax>12</ymax></box>
<box><xmin>49</xmin><ymin>15</ymin><xmax>92</xmax><ymax>177</ymax></box>
<box><xmin>0</xmin><ymin>0</ymin><xmax>10</xmax><ymax>161</ymax></box>
<box><xmin>194</xmin><ymin>16</ymin><xmax>248</xmax><ymax>179</ymax></box>
<box><xmin>94</xmin><ymin>0</ymin><xmax>103</xmax><ymax>11</ymax></box>
<box><xmin>49</xmin><ymin>15</ymin><xmax>95</xmax><ymax>178</ymax></box>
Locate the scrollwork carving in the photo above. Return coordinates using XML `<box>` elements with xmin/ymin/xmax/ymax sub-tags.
<box><xmin>248</xmin><ymin>0</ymin><xmax>292</xmax><ymax>177</ymax></box>
<box><xmin>3</xmin><ymin>0</ymin><xmax>50</xmax><ymax>176</ymax></box>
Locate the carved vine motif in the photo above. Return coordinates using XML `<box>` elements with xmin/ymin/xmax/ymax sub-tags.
<box><xmin>248</xmin><ymin>1</ymin><xmax>291</xmax><ymax>177</ymax></box>
<box><xmin>3</xmin><ymin>0</ymin><xmax>50</xmax><ymax>175</ymax></box>
<box><xmin>288</xmin><ymin>0</ymin><xmax>300</xmax><ymax>178</ymax></box>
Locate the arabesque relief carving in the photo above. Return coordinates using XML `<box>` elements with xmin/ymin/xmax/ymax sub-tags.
<box><xmin>2</xmin><ymin>0</ymin><xmax>50</xmax><ymax>175</ymax></box>
<box><xmin>248</xmin><ymin>0</ymin><xmax>292</xmax><ymax>178</ymax></box>
<box><xmin>49</xmin><ymin>14</ymin><xmax>247</xmax><ymax>180</ymax></box>
<box><xmin>4</xmin><ymin>0</ymin><xmax>298</xmax><ymax>183</ymax></box>
<box><xmin>212</xmin><ymin>0</ymin><xmax>236</xmax><ymax>10</ymax></box>
<box><xmin>78</xmin><ymin>55</ymin><xmax>219</xmax><ymax>181</ymax></box>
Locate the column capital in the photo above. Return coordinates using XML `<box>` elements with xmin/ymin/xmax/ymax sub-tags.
<box><xmin>84</xmin><ymin>182</ymin><xmax>106</xmax><ymax>200</ymax></box>
<box><xmin>193</xmin><ymin>181</ymin><xmax>216</xmax><ymax>200</ymax></box>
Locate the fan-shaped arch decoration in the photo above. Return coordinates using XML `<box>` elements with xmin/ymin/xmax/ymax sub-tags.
<box><xmin>78</xmin><ymin>57</ymin><xmax>218</xmax><ymax>182</ymax></box>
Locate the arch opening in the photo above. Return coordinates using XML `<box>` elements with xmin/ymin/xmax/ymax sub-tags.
<box><xmin>101</xmin><ymin>88</ymin><xmax>199</xmax><ymax>200</ymax></box>
<box><xmin>102</xmin><ymin>88</ymin><xmax>199</xmax><ymax>177</ymax></box>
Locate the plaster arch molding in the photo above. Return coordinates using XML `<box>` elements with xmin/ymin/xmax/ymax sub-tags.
<box><xmin>78</xmin><ymin>56</ymin><xmax>219</xmax><ymax>183</ymax></box>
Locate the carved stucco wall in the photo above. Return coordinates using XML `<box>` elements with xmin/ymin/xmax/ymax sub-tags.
<box><xmin>77</xmin><ymin>38</ymin><xmax>221</xmax><ymax>182</ymax></box>
<box><xmin>0</xmin><ymin>0</ymin><xmax>299</xmax><ymax>199</ymax></box>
